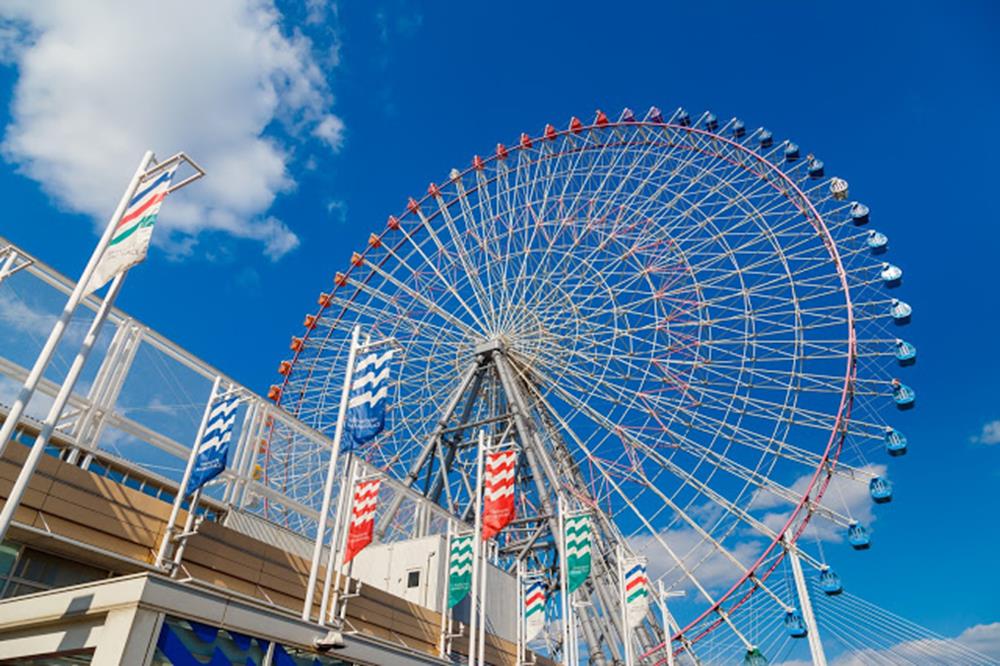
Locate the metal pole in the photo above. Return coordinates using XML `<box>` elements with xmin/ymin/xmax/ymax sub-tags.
<box><xmin>155</xmin><ymin>375</ymin><xmax>222</xmax><ymax>569</ymax></box>
<box><xmin>477</xmin><ymin>528</ymin><xmax>488</xmax><ymax>666</ymax></box>
<box><xmin>558</xmin><ymin>495</ymin><xmax>571</xmax><ymax>666</ymax></box>
<box><xmin>0</xmin><ymin>271</ymin><xmax>126</xmax><ymax>543</ymax></box>
<box><xmin>332</xmin><ymin>457</ymin><xmax>360</xmax><ymax>624</ymax></box>
<box><xmin>617</xmin><ymin>545</ymin><xmax>634</xmax><ymax>666</ymax></box>
<box><xmin>516</xmin><ymin>559</ymin><xmax>524</xmax><ymax>666</ymax></box>
<box><xmin>439</xmin><ymin>524</ymin><xmax>452</xmax><ymax>658</ymax></box>
<box><xmin>0</xmin><ymin>150</ymin><xmax>154</xmax><ymax>463</ymax></box>
<box><xmin>468</xmin><ymin>429</ymin><xmax>485</xmax><ymax>666</ymax></box>
<box><xmin>302</xmin><ymin>325</ymin><xmax>360</xmax><ymax>621</ymax></box>
<box><xmin>0</xmin><ymin>247</ymin><xmax>18</xmax><ymax>285</ymax></box>
<box><xmin>788</xmin><ymin>543</ymin><xmax>828</xmax><ymax>666</ymax></box>
<box><xmin>656</xmin><ymin>580</ymin><xmax>676</xmax><ymax>666</ymax></box>
<box><xmin>321</xmin><ymin>450</ymin><xmax>355</xmax><ymax>623</ymax></box>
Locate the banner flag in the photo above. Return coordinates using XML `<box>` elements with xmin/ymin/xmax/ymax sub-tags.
<box><xmin>187</xmin><ymin>395</ymin><xmax>239</xmax><ymax>495</ymax></box>
<box><xmin>564</xmin><ymin>514</ymin><xmax>592</xmax><ymax>593</ymax></box>
<box><xmin>524</xmin><ymin>579</ymin><xmax>546</xmax><ymax>642</ymax></box>
<box><xmin>85</xmin><ymin>165</ymin><xmax>177</xmax><ymax>295</ymax></box>
<box><xmin>347</xmin><ymin>349</ymin><xmax>393</xmax><ymax>445</ymax></box>
<box><xmin>482</xmin><ymin>449</ymin><xmax>517</xmax><ymax>540</ymax></box>
<box><xmin>447</xmin><ymin>533</ymin><xmax>474</xmax><ymax>608</ymax></box>
<box><xmin>344</xmin><ymin>478</ymin><xmax>381</xmax><ymax>563</ymax></box>
<box><xmin>623</xmin><ymin>557</ymin><xmax>650</xmax><ymax>629</ymax></box>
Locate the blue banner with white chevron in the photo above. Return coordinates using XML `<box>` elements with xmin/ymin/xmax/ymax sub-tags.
<box><xmin>347</xmin><ymin>349</ymin><xmax>393</xmax><ymax>445</ymax></box>
<box><xmin>187</xmin><ymin>395</ymin><xmax>239</xmax><ymax>495</ymax></box>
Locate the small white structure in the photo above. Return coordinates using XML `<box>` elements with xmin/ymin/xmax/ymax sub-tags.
<box><xmin>351</xmin><ymin>534</ymin><xmax>518</xmax><ymax>642</ymax></box>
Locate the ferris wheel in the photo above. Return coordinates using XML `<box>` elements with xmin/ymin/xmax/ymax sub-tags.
<box><xmin>271</xmin><ymin>106</ymin><xmax>923</xmax><ymax>664</ymax></box>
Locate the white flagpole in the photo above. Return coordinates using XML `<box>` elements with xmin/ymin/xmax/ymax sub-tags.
<box><xmin>617</xmin><ymin>545</ymin><xmax>634</xmax><ymax>666</ymax></box>
<box><xmin>0</xmin><ymin>151</ymin><xmax>153</xmax><ymax>464</ymax></box>
<box><xmin>303</xmin><ymin>324</ymin><xmax>360</xmax><ymax>621</ymax></box>
<box><xmin>0</xmin><ymin>270</ymin><xmax>125</xmax><ymax>544</ymax></box>
<box><xmin>657</xmin><ymin>579</ymin><xmax>676</xmax><ymax>666</ymax></box>
<box><xmin>329</xmin><ymin>455</ymin><xmax>359</xmax><ymax>623</ymax></box>
<box><xmin>321</xmin><ymin>449</ymin><xmax>353</xmax><ymax>623</ymax></box>
<box><xmin>515</xmin><ymin>560</ymin><xmax>527</xmax><ymax>666</ymax></box>
<box><xmin>155</xmin><ymin>375</ymin><xmax>222</xmax><ymax>569</ymax></box>
<box><xmin>0</xmin><ymin>152</ymin><xmax>154</xmax><ymax>530</ymax></box>
<box><xmin>477</xmin><ymin>536</ymin><xmax>488</xmax><ymax>666</ymax></box>
<box><xmin>468</xmin><ymin>429</ymin><xmax>485</xmax><ymax>666</ymax></box>
<box><xmin>557</xmin><ymin>495</ymin><xmax>571</xmax><ymax>666</ymax></box>
<box><xmin>439</xmin><ymin>523</ymin><xmax>452</xmax><ymax>658</ymax></box>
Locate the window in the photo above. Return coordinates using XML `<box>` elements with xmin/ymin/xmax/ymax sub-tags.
<box><xmin>0</xmin><ymin>544</ymin><xmax>109</xmax><ymax>599</ymax></box>
<box><xmin>406</xmin><ymin>569</ymin><xmax>421</xmax><ymax>589</ymax></box>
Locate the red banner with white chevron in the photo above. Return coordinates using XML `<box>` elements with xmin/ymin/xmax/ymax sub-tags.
<box><xmin>482</xmin><ymin>449</ymin><xmax>517</xmax><ymax>540</ymax></box>
<box><xmin>344</xmin><ymin>477</ymin><xmax>381</xmax><ymax>564</ymax></box>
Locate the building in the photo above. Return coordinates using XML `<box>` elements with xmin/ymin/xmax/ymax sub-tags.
<box><xmin>0</xmin><ymin>238</ymin><xmax>545</xmax><ymax>665</ymax></box>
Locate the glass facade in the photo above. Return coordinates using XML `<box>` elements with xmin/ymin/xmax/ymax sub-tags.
<box><xmin>0</xmin><ymin>541</ymin><xmax>110</xmax><ymax>599</ymax></box>
<box><xmin>152</xmin><ymin>616</ymin><xmax>359</xmax><ymax>666</ymax></box>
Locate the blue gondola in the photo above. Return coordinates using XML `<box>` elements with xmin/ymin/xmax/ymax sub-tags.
<box><xmin>848</xmin><ymin>522</ymin><xmax>871</xmax><ymax>550</ymax></box>
<box><xmin>620</xmin><ymin>108</ymin><xmax>636</xmax><ymax>123</ymax></box>
<box><xmin>890</xmin><ymin>299</ymin><xmax>912</xmax><ymax>325</ymax></box>
<box><xmin>892</xmin><ymin>379</ymin><xmax>916</xmax><ymax>409</ymax></box>
<box><xmin>867</xmin><ymin>229</ymin><xmax>888</xmax><ymax>254</ymax></box>
<box><xmin>895</xmin><ymin>339</ymin><xmax>917</xmax><ymax>365</ymax></box>
<box><xmin>818</xmin><ymin>566</ymin><xmax>843</xmax><ymax>595</ymax></box>
<box><xmin>808</xmin><ymin>158</ymin><xmax>825</xmax><ymax>178</ymax></box>
<box><xmin>850</xmin><ymin>202</ymin><xmax>870</xmax><ymax>225</ymax></box>
<box><xmin>676</xmin><ymin>108</ymin><xmax>691</xmax><ymax>126</ymax></box>
<box><xmin>759</xmin><ymin>129</ymin><xmax>773</xmax><ymax>148</ymax></box>
<box><xmin>885</xmin><ymin>427</ymin><xmax>908</xmax><ymax>456</ymax></box>
<box><xmin>732</xmin><ymin>118</ymin><xmax>746</xmax><ymax>138</ymax></box>
<box><xmin>704</xmin><ymin>113</ymin><xmax>718</xmax><ymax>131</ymax></box>
<box><xmin>784</xmin><ymin>610</ymin><xmax>808</xmax><ymax>638</ymax></box>
<box><xmin>647</xmin><ymin>106</ymin><xmax>664</xmax><ymax>123</ymax></box>
<box><xmin>880</xmin><ymin>262</ymin><xmax>903</xmax><ymax>288</ymax></box>
<box><xmin>869</xmin><ymin>476</ymin><xmax>893</xmax><ymax>503</ymax></box>
<box><xmin>784</xmin><ymin>142</ymin><xmax>800</xmax><ymax>161</ymax></box>
<box><xmin>744</xmin><ymin>647</ymin><xmax>769</xmax><ymax>666</ymax></box>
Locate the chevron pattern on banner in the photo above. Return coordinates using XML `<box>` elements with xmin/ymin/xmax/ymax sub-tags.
<box><xmin>482</xmin><ymin>449</ymin><xmax>517</xmax><ymax>540</ymax></box>
<box><xmin>447</xmin><ymin>534</ymin><xmax>474</xmax><ymax>608</ymax></box>
<box><xmin>347</xmin><ymin>349</ymin><xmax>393</xmax><ymax>445</ymax></box>
<box><xmin>187</xmin><ymin>395</ymin><xmax>239</xmax><ymax>495</ymax></box>
<box><xmin>564</xmin><ymin>514</ymin><xmax>592</xmax><ymax>593</ymax></box>
<box><xmin>623</xmin><ymin>557</ymin><xmax>650</xmax><ymax>628</ymax></box>
<box><xmin>524</xmin><ymin>579</ymin><xmax>546</xmax><ymax>642</ymax></box>
<box><xmin>344</xmin><ymin>478</ymin><xmax>381</xmax><ymax>564</ymax></box>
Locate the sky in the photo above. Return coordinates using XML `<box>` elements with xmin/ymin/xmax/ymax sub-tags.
<box><xmin>0</xmin><ymin>0</ymin><xmax>998</xmax><ymax>658</ymax></box>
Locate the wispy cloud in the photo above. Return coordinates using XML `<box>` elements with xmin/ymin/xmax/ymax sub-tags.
<box><xmin>972</xmin><ymin>419</ymin><xmax>1000</xmax><ymax>445</ymax></box>
<box><xmin>773</xmin><ymin>621</ymin><xmax>1000</xmax><ymax>665</ymax></box>
<box><xmin>0</xmin><ymin>0</ymin><xmax>344</xmax><ymax>261</ymax></box>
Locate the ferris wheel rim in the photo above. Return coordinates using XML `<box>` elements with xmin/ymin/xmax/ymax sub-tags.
<box><xmin>272</xmin><ymin>113</ymin><xmax>863</xmax><ymax>649</ymax></box>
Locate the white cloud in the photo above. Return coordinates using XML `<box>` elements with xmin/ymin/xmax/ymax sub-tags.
<box><xmin>972</xmin><ymin>420</ymin><xmax>1000</xmax><ymax>445</ymax></box>
<box><xmin>629</xmin><ymin>526</ymin><xmax>763</xmax><ymax>594</ymax></box>
<box><xmin>751</xmin><ymin>465</ymin><xmax>886</xmax><ymax>543</ymax></box>
<box><xmin>0</xmin><ymin>0</ymin><xmax>343</xmax><ymax>260</ymax></box>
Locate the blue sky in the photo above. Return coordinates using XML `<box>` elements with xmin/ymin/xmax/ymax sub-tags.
<box><xmin>0</xmin><ymin>0</ymin><xmax>997</xmax><ymax>650</ymax></box>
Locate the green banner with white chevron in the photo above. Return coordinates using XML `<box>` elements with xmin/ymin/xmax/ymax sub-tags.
<box><xmin>564</xmin><ymin>514</ymin><xmax>591</xmax><ymax>593</ymax></box>
<box><xmin>447</xmin><ymin>534</ymin><xmax>474</xmax><ymax>608</ymax></box>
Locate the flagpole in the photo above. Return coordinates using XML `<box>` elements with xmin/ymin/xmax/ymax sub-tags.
<box><xmin>0</xmin><ymin>269</ymin><xmax>125</xmax><ymax>544</ymax></box>
<box><xmin>557</xmin><ymin>495</ymin><xmax>571</xmax><ymax>666</ymax></box>
<box><xmin>516</xmin><ymin>559</ymin><xmax>524</xmax><ymax>666</ymax></box>
<box><xmin>439</xmin><ymin>523</ymin><xmax>452</xmax><ymax>658</ymax></box>
<box><xmin>477</xmin><ymin>535</ymin><xmax>488</xmax><ymax>666</ymax></box>
<box><xmin>656</xmin><ymin>579</ymin><xmax>676</xmax><ymax>666</ymax></box>
<box><xmin>468</xmin><ymin>429</ymin><xmax>485</xmax><ymax>666</ymax></box>
<box><xmin>303</xmin><ymin>324</ymin><xmax>360</xmax><ymax>621</ymax></box>
<box><xmin>321</xmin><ymin>449</ymin><xmax>353</xmax><ymax>623</ymax></box>
<box><xmin>155</xmin><ymin>375</ymin><xmax>222</xmax><ymax>569</ymax></box>
<box><xmin>617</xmin><ymin>544</ymin><xmax>634</xmax><ymax>666</ymax></box>
<box><xmin>329</xmin><ymin>455</ymin><xmax>359</xmax><ymax>623</ymax></box>
<box><xmin>0</xmin><ymin>149</ymin><xmax>152</xmax><ymax>462</ymax></box>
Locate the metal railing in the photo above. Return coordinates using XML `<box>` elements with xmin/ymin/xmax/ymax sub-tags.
<box><xmin>0</xmin><ymin>236</ymin><xmax>460</xmax><ymax>549</ymax></box>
